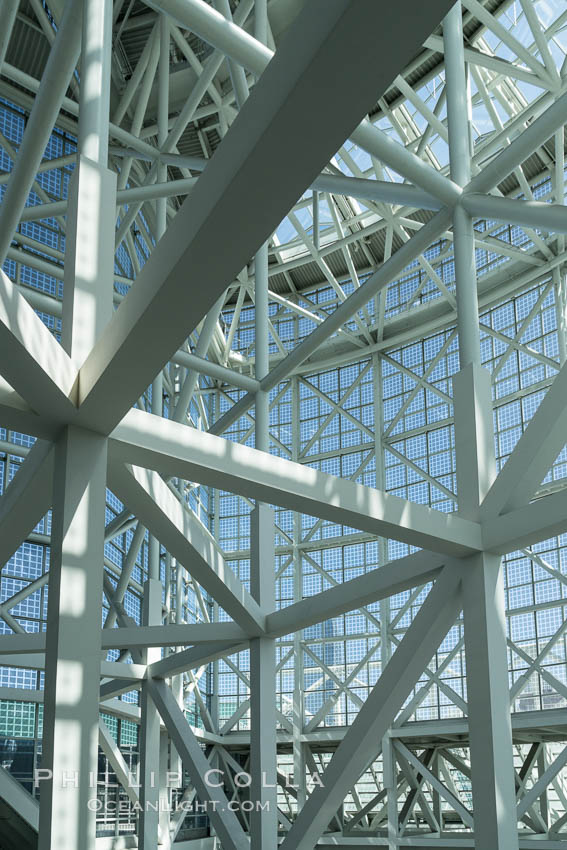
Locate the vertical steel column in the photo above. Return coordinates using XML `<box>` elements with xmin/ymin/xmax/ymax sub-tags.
<box><xmin>250</xmin><ymin>7</ymin><xmax>277</xmax><ymax>845</ymax></box>
<box><xmin>39</xmin><ymin>1</ymin><xmax>113</xmax><ymax>847</ymax></box>
<box><xmin>146</xmin><ymin>13</ymin><xmax>168</xmax><ymax>569</ymax></box>
<box><xmin>156</xmin><ymin>14</ymin><xmax>169</xmax><ymax>240</ymax></box>
<box><xmin>168</xmin><ymin>553</ymin><xmax>184</xmax><ymax>786</ymax></box>
<box><xmin>291</xmin><ymin>374</ymin><xmax>306</xmax><ymax>810</ymax></box>
<box><xmin>444</xmin><ymin>1</ymin><xmax>494</xmax><ymax>500</ymax></box>
<box><xmin>254</xmin><ymin>242</ymin><xmax>269</xmax><ymax>451</ymax></box>
<box><xmin>148</xmin><ymin>10</ymin><xmax>168</xmax><ymax>434</ymax></box>
<box><xmin>249</xmin><ymin>503</ymin><xmax>277</xmax><ymax>850</ymax></box>
<box><xmin>138</xmin><ymin>577</ymin><xmax>163</xmax><ymax>849</ymax></box>
<box><xmin>444</xmin><ymin>5</ymin><xmax>518</xmax><ymax>848</ymax></box>
<box><xmin>160</xmin><ymin>557</ymin><xmax>173</xmax><ymax>846</ymax></box>
<box><xmin>312</xmin><ymin>191</ymin><xmax>320</xmax><ymax>252</ymax></box>
<box><xmin>372</xmin><ymin>352</ymin><xmax>390</xmax><ymax>666</ymax></box>
<box><xmin>62</xmin><ymin>0</ymin><xmax>116</xmax><ymax>365</ymax></box>
<box><xmin>211</xmin><ymin>388</ymin><xmax>221</xmax><ymax>735</ymax></box>
<box><xmin>444</xmin><ymin>4</ymin><xmax>479</xmax><ymax>371</ymax></box>
<box><xmin>373</xmin><ymin>352</ymin><xmax>396</xmax><ymax>845</ymax></box>
<box><xmin>382</xmin><ymin>734</ymin><xmax>398</xmax><ymax>850</ymax></box>
<box><xmin>537</xmin><ymin>747</ymin><xmax>549</xmax><ymax>830</ymax></box>
<box><xmin>254</xmin><ymin>0</ymin><xmax>269</xmax><ymax>454</ymax></box>
<box><xmin>554</xmin><ymin>127</ymin><xmax>566</xmax><ymax>365</ymax></box>
<box><xmin>39</xmin><ymin>428</ymin><xmax>108</xmax><ymax>850</ymax></box>
<box><xmin>140</xmin><ymin>18</ymin><xmax>169</xmax><ymax>849</ymax></box>
<box><xmin>461</xmin><ymin>550</ymin><xmax>519</xmax><ymax>849</ymax></box>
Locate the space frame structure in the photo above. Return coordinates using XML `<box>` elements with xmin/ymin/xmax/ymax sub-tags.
<box><xmin>0</xmin><ymin>0</ymin><xmax>567</xmax><ymax>848</ymax></box>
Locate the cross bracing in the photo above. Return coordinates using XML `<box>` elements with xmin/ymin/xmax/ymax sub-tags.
<box><xmin>1</xmin><ymin>0</ymin><xmax>567</xmax><ymax>848</ymax></box>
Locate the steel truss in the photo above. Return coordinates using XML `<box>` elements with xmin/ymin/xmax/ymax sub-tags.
<box><xmin>0</xmin><ymin>0</ymin><xmax>567</xmax><ymax>848</ymax></box>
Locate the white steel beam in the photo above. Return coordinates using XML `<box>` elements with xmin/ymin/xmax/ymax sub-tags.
<box><xmin>99</xmin><ymin>717</ymin><xmax>139</xmax><ymax>806</ymax></box>
<box><xmin>467</xmin><ymin>88</ymin><xmax>567</xmax><ymax>196</ymax></box>
<box><xmin>0</xmin><ymin>438</ymin><xmax>53</xmax><ymax>568</ymax></box>
<box><xmin>100</xmin><ymin>622</ymin><xmax>249</xmax><ymax>650</ymax></box>
<box><xmin>350</xmin><ymin>121</ymin><xmax>461</xmax><ymax>207</ymax></box>
<box><xmin>144</xmin><ymin>0</ymin><xmax>271</xmax><ymax>77</ymax></box>
<box><xmin>0</xmin><ymin>624</ymin><xmax>246</xmax><ymax>655</ymax></box>
<box><xmin>483</xmin><ymin>486</ymin><xmax>567</xmax><ymax>553</ymax></box>
<box><xmin>172</xmin><ymin>294</ymin><xmax>226</xmax><ymax>422</ymax></box>
<box><xmin>16</xmin><ymin>169</ymin><xmax>442</xmax><ymax>223</ymax></box>
<box><xmin>0</xmin><ymin>572</ymin><xmax>49</xmax><ymax>633</ymax></box>
<box><xmin>517</xmin><ymin>746</ymin><xmax>567</xmax><ymax>820</ymax></box>
<box><xmin>462</xmin><ymin>193</ymin><xmax>567</xmax><ymax>235</ymax></box>
<box><xmin>0</xmin><ymin>632</ymin><xmax>46</xmax><ymax>654</ymax></box>
<box><xmin>17</xmin><ymin>177</ymin><xmax>199</xmax><ymax>222</ymax></box>
<box><xmin>481</xmin><ymin>362</ymin><xmax>567</xmax><ymax>518</ymax></box>
<box><xmin>148</xmin><ymin>677</ymin><xmax>250</xmax><ymax>850</ymax></box>
<box><xmin>265</xmin><ymin>550</ymin><xmax>444</xmax><ymax>637</ymax></box>
<box><xmin>148</xmin><ymin>640</ymin><xmax>245</xmax><ymax>678</ymax></box>
<box><xmin>462</xmin><ymin>0</ymin><xmax>553</xmax><ymax>85</ymax></box>
<box><xmin>0</xmin><ymin>269</ymin><xmax>78</xmax><ymax>423</ymax></box>
<box><xmin>103</xmin><ymin>521</ymin><xmax>145</xmax><ymax>630</ymax></box>
<box><xmin>311</xmin><ymin>173</ymin><xmax>442</xmax><ymax>212</ymax></box>
<box><xmin>0</xmin><ymin>378</ymin><xmax>57</xmax><ymax>439</ymax></box>
<box><xmin>107</xmin><ymin>459</ymin><xmax>266</xmax><ymax>634</ymax></box>
<box><xmin>99</xmin><ymin>679</ymin><xmax>141</xmax><ymax>700</ymax></box>
<box><xmin>279</xmin><ymin>567</ymin><xmax>463</xmax><ymax>850</ymax></box>
<box><xmin>425</xmin><ymin>34</ymin><xmax>548</xmax><ymax>87</ymax></box>
<box><xmin>76</xmin><ymin>0</ymin><xmax>457</xmax><ymax>435</ymax></box>
<box><xmin>111</xmin><ymin>408</ymin><xmax>483</xmax><ymax>555</ymax></box>
<box><xmin>0</xmin><ymin>764</ymin><xmax>39</xmax><ymax>833</ymax></box>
